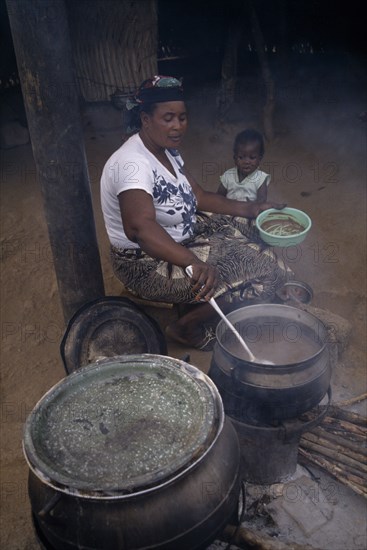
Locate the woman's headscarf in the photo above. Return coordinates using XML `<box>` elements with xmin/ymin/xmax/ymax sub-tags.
<box><xmin>126</xmin><ymin>75</ymin><xmax>184</xmax><ymax>110</ymax></box>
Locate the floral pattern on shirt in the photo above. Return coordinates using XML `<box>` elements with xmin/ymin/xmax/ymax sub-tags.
<box><xmin>152</xmin><ymin>169</ymin><xmax>197</xmax><ymax>237</ymax></box>
<box><xmin>168</xmin><ymin>148</ymin><xmax>186</xmax><ymax>176</ymax></box>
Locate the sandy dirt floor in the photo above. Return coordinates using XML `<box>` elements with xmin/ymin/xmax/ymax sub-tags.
<box><xmin>0</xmin><ymin>57</ymin><xmax>366</xmax><ymax>548</ymax></box>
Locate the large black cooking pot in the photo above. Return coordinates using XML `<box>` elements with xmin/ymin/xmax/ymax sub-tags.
<box><xmin>209</xmin><ymin>304</ymin><xmax>331</xmax><ymax>424</ymax></box>
<box><xmin>24</xmin><ymin>355</ymin><xmax>241</xmax><ymax>550</ymax></box>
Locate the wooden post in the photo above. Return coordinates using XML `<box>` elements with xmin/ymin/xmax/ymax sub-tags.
<box><xmin>6</xmin><ymin>0</ymin><xmax>105</xmax><ymax>322</ymax></box>
<box><xmin>216</xmin><ymin>23</ymin><xmax>242</xmax><ymax>129</ymax></box>
<box><xmin>249</xmin><ymin>0</ymin><xmax>275</xmax><ymax>141</ymax></box>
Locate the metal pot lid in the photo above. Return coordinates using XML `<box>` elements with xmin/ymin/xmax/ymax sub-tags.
<box><xmin>60</xmin><ymin>297</ymin><xmax>167</xmax><ymax>374</ymax></box>
<box><xmin>23</xmin><ymin>355</ymin><xmax>223</xmax><ymax>498</ymax></box>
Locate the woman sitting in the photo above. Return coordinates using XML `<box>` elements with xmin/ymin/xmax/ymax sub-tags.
<box><xmin>100</xmin><ymin>75</ymin><xmax>291</xmax><ymax>351</ymax></box>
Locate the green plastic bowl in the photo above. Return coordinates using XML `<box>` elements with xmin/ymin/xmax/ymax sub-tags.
<box><xmin>255</xmin><ymin>207</ymin><xmax>312</xmax><ymax>247</ymax></box>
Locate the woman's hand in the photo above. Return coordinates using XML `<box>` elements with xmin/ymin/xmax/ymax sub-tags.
<box><xmin>186</xmin><ymin>262</ymin><xmax>219</xmax><ymax>302</ymax></box>
<box><xmin>244</xmin><ymin>201</ymin><xmax>287</xmax><ymax>218</ymax></box>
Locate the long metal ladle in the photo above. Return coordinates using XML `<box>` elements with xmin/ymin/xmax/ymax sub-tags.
<box><xmin>186</xmin><ymin>266</ymin><xmax>274</xmax><ymax>365</ymax></box>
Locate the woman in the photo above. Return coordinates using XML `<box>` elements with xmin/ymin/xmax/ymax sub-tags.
<box><xmin>100</xmin><ymin>76</ymin><xmax>290</xmax><ymax>350</ymax></box>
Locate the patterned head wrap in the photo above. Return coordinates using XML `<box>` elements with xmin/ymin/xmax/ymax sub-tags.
<box><xmin>126</xmin><ymin>75</ymin><xmax>184</xmax><ymax>110</ymax></box>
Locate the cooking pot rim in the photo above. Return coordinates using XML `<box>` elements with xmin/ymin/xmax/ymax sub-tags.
<box><xmin>215</xmin><ymin>303</ymin><xmax>327</xmax><ymax>366</ymax></box>
<box><xmin>212</xmin><ymin>350</ymin><xmax>330</xmax><ymax>387</ymax></box>
<box><xmin>23</xmin><ymin>354</ymin><xmax>225</xmax><ymax>500</ymax></box>
<box><xmin>215</xmin><ymin>343</ymin><xmax>328</xmax><ymax>371</ymax></box>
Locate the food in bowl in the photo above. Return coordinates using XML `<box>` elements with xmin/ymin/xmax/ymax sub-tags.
<box><xmin>260</xmin><ymin>216</ymin><xmax>305</xmax><ymax>236</ymax></box>
<box><xmin>256</xmin><ymin>207</ymin><xmax>312</xmax><ymax>247</ymax></box>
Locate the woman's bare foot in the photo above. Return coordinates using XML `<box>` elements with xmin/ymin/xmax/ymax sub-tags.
<box><xmin>165</xmin><ymin>299</ymin><xmax>230</xmax><ymax>351</ymax></box>
<box><xmin>165</xmin><ymin>322</ymin><xmax>216</xmax><ymax>351</ymax></box>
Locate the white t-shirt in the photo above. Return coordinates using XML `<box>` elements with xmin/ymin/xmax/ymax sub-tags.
<box><xmin>220</xmin><ymin>167</ymin><xmax>270</xmax><ymax>201</ymax></box>
<box><xmin>100</xmin><ymin>133</ymin><xmax>197</xmax><ymax>248</ymax></box>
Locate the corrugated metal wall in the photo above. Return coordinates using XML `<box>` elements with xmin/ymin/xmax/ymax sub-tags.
<box><xmin>67</xmin><ymin>0</ymin><xmax>158</xmax><ymax>102</ymax></box>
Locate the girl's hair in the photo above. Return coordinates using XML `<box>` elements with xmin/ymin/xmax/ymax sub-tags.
<box><xmin>233</xmin><ymin>128</ymin><xmax>265</xmax><ymax>157</ymax></box>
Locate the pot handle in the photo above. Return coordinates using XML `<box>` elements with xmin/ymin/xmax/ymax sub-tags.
<box><xmin>38</xmin><ymin>492</ymin><xmax>62</xmax><ymax>519</ymax></box>
<box><xmin>281</xmin><ymin>386</ymin><xmax>332</xmax><ymax>442</ymax></box>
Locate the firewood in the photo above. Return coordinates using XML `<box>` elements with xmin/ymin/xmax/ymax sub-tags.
<box><xmin>299</xmin><ymin>448</ymin><xmax>367</xmax><ymax>499</ymax></box>
<box><xmin>326</xmin><ymin>405</ymin><xmax>367</xmax><ymax>427</ymax></box>
<box><xmin>223</xmin><ymin>524</ymin><xmax>323</xmax><ymax>550</ymax></box>
<box><xmin>299</xmin><ymin>449</ymin><xmax>367</xmax><ymax>494</ymax></box>
<box><xmin>320</xmin><ymin>416</ymin><xmax>366</xmax><ymax>439</ymax></box>
<box><xmin>311</xmin><ymin>426</ymin><xmax>367</xmax><ymax>457</ymax></box>
<box><xmin>300</xmin><ymin>437</ymin><xmax>367</xmax><ymax>477</ymax></box>
<box><xmin>336</xmin><ymin>393</ymin><xmax>367</xmax><ymax>408</ymax></box>
<box><xmin>301</xmin><ymin>432</ymin><xmax>367</xmax><ymax>471</ymax></box>
<box><xmin>318</xmin><ymin>426</ymin><xmax>366</xmax><ymax>445</ymax></box>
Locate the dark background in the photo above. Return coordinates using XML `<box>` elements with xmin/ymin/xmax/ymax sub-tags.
<box><xmin>1</xmin><ymin>0</ymin><xmax>365</xmax><ymax>88</ymax></box>
<box><xmin>157</xmin><ymin>0</ymin><xmax>365</xmax><ymax>57</ymax></box>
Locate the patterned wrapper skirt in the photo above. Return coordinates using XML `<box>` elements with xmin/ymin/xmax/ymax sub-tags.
<box><xmin>110</xmin><ymin>212</ymin><xmax>292</xmax><ymax>305</ymax></box>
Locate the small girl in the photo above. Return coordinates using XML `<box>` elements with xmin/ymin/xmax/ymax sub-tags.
<box><xmin>217</xmin><ymin>128</ymin><xmax>270</xmax><ymax>202</ymax></box>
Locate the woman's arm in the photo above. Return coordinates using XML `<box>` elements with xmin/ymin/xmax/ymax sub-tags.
<box><xmin>185</xmin><ymin>169</ymin><xmax>283</xmax><ymax>217</ymax></box>
<box><xmin>119</xmin><ymin>189</ymin><xmax>218</xmax><ymax>299</ymax></box>
<box><xmin>119</xmin><ymin>189</ymin><xmax>194</xmax><ymax>266</ymax></box>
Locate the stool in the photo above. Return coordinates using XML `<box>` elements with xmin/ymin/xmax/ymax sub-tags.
<box><xmin>119</xmin><ymin>289</ymin><xmax>185</xmax><ymax>332</ymax></box>
<box><xmin>120</xmin><ymin>289</ymin><xmax>176</xmax><ymax>309</ymax></box>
